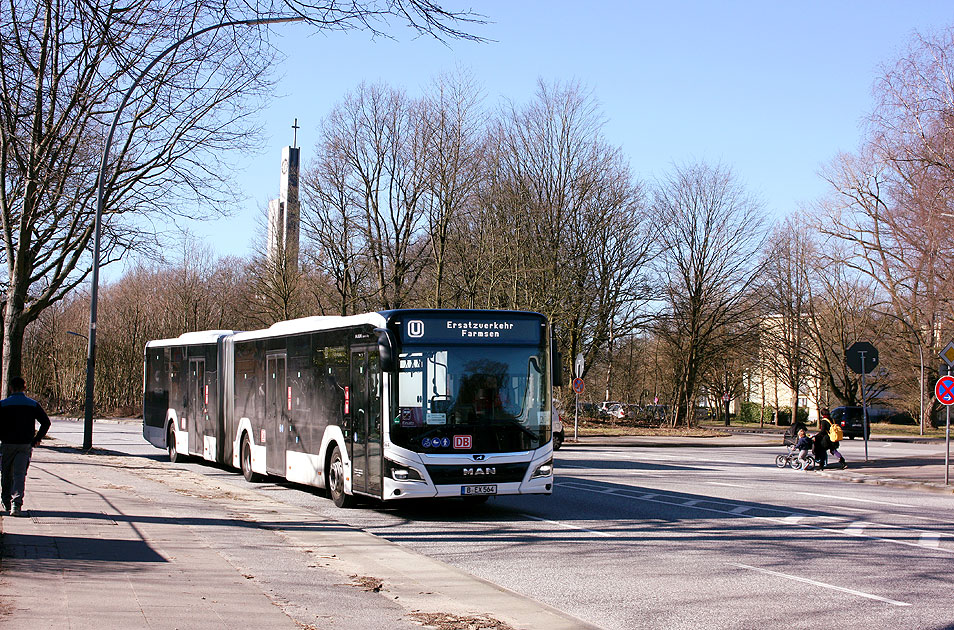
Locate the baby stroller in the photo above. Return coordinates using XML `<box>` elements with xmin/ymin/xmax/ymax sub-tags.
<box><xmin>775</xmin><ymin>444</ymin><xmax>815</xmax><ymax>470</ymax></box>
<box><xmin>782</xmin><ymin>420</ymin><xmax>808</xmax><ymax>447</ymax></box>
<box><xmin>778</xmin><ymin>420</ymin><xmax>814</xmax><ymax>470</ymax></box>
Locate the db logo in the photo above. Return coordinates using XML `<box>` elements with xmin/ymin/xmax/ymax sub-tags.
<box><xmin>453</xmin><ymin>435</ymin><xmax>472</xmax><ymax>449</ymax></box>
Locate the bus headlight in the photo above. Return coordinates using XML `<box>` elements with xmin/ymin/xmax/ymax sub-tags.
<box><xmin>384</xmin><ymin>458</ymin><xmax>424</xmax><ymax>482</ymax></box>
<box><xmin>531</xmin><ymin>459</ymin><xmax>553</xmax><ymax>479</ymax></box>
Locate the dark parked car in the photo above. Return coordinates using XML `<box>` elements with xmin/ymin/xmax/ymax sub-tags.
<box><xmin>830</xmin><ymin>406</ymin><xmax>870</xmax><ymax>439</ymax></box>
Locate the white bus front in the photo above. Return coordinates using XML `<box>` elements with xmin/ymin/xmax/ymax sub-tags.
<box><xmin>380</xmin><ymin>313</ymin><xmax>554</xmax><ymax>501</ymax></box>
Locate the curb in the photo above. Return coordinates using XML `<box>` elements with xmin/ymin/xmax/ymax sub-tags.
<box><xmin>560</xmin><ymin>436</ymin><xmax>779</xmax><ymax>448</ymax></box>
<box><xmin>819</xmin><ymin>469</ymin><xmax>954</xmax><ymax>494</ymax></box>
<box><xmin>561</xmin><ymin>440</ymin><xmax>777</xmax><ymax>448</ymax></box>
<box><xmin>562</xmin><ymin>436</ymin><xmax>954</xmax><ymax>495</ymax></box>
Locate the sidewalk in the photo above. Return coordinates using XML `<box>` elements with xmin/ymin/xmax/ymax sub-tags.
<box><xmin>0</xmin><ymin>442</ymin><xmax>598</xmax><ymax>630</ymax></box>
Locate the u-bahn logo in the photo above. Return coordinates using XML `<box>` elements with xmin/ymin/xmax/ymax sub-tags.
<box><xmin>407</xmin><ymin>320</ymin><xmax>424</xmax><ymax>338</ymax></box>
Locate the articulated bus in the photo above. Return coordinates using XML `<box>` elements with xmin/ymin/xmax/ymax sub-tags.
<box><xmin>143</xmin><ymin>310</ymin><xmax>560</xmax><ymax>507</ymax></box>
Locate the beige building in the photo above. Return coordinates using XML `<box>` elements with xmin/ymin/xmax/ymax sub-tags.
<box><xmin>746</xmin><ymin>314</ymin><xmax>824</xmax><ymax>425</ymax></box>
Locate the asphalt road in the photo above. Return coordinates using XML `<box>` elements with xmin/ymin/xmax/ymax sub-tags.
<box><xmin>51</xmin><ymin>419</ymin><xmax>954</xmax><ymax>630</ymax></box>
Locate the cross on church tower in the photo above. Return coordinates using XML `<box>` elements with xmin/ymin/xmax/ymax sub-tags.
<box><xmin>292</xmin><ymin>118</ymin><xmax>300</xmax><ymax>148</ymax></box>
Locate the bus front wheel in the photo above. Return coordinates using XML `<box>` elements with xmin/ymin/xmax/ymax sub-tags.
<box><xmin>328</xmin><ymin>446</ymin><xmax>354</xmax><ymax>508</ymax></box>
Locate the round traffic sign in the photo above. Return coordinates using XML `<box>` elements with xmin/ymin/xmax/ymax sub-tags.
<box><xmin>572</xmin><ymin>377</ymin><xmax>584</xmax><ymax>394</ymax></box>
<box><xmin>936</xmin><ymin>375</ymin><xmax>954</xmax><ymax>406</ymax></box>
<box><xmin>846</xmin><ymin>341</ymin><xmax>879</xmax><ymax>375</ymax></box>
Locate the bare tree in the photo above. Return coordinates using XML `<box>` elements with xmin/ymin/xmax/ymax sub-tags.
<box><xmin>653</xmin><ymin>162</ymin><xmax>767</xmax><ymax>427</ymax></box>
<box><xmin>474</xmin><ymin>80</ymin><xmax>658</xmax><ymax>384</ymax></box>
<box><xmin>759</xmin><ymin>217</ymin><xmax>815</xmax><ymax>423</ymax></box>
<box><xmin>817</xmin><ymin>27</ymin><xmax>954</xmax><ymax>422</ymax></box>
<box><xmin>803</xmin><ymin>243</ymin><xmax>884</xmax><ymax>408</ymax></box>
<box><xmin>300</xmin><ymin>141</ymin><xmax>370</xmax><ymax>315</ymax></box>
<box><xmin>419</xmin><ymin>69</ymin><xmax>485</xmax><ymax>307</ymax></box>
<box><xmin>308</xmin><ymin>83</ymin><xmax>430</xmax><ymax>309</ymax></box>
<box><xmin>21</xmin><ymin>295</ymin><xmax>88</xmax><ymax>411</ymax></box>
<box><xmin>699</xmin><ymin>337</ymin><xmax>754</xmax><ymax>426</ymax></box>
<box><xmin>243</xmin><ymin>249</ymin><xmax>310</xmax><ymax>326</ymax></box>
<box><xmin>0</xmin><ymin>0</ymin><xmax>483</xmax><ymax>394</ymax></box>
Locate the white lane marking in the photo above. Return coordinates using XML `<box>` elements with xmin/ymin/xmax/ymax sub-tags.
<box><xmin>845</xmin><ymin>521</ymin><xmax>869</xmax><ymax>536</ymax></box>
<box><xmin>558</xmin><ymin>480</ymin><xmax>953</xmax><ymax>555</ymax></box>
<box><xmin>920</xmin><ymin>533</ymin><xmax>941</xmax><ymax>548</ymax></box>
<box><xmin>559</xmin><ymin>464</ymin><xmax>654</xmax><ymax>476</ymax></box>
<box><xmin>706</xmin><ymin>482</ymin><xmax>746</xmax><ymax>488</ymax></box>
<box><xmin>732</xmin><ymin>563</ymin><xmax>911</xmax><ymax>607</ymax></box>
<box><xmin>522</xmin><ymin>514</ymin><xmax>613</xmax><ymax>538</ymax></box>
<box><xmin>783</xmin><ymin>514</ymin><xmax>806</xmax><ymax>524</ymax></box>
<box><xmin>731</xmin><ymin>506</ymin><xmax>751</xmax><ymax>514</ymax></box>
<box><xmin>797</xmin><ymin>492</ymin><xmax>916</xmax><ymax>509</ymax></box>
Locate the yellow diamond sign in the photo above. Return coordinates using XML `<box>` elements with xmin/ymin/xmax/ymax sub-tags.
<box><xmin>941</xmin><ymin>341</ymin><xmax>954</xmax><ymax>367</ymax></box>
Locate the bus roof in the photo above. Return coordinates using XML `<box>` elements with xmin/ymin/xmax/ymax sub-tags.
<box><xmin>231</xmin><ymin>312</ymin><xmax>388</xmax><ymax>342</ymax></box>
<box><xmin>146</xmin><ymin>330</ymin><xmax>235</xmax><ymax>348</ymax></box>
<box><xmin>144</xmin><ymin>310</ymin><xmax>545</xmax><ymax>348</ymax></box>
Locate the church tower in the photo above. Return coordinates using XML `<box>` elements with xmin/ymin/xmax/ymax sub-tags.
<box><xmin>267</xmin><ymin>120</ymin><xmax>301</xmax><ymax>272</ymax></box>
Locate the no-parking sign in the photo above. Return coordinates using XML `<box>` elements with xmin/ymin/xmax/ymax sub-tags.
<box><xmin>572</xmin><ymin>378</ymin><xmax>584</xmax><ymax>394</ymax></box>
<box><xmin>936</xmin><ymin>375</ymin><xmax>954</xmax><ymax>406</ymax></box>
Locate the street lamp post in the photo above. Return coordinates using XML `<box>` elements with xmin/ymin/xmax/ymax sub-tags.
<box><xmin>82</xmin><ymin>14</ymin><xmax>303</xmax><ymax>450</ymax></box>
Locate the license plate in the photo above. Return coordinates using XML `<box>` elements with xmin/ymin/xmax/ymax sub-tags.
<box><xmin>461</xmin><ymin>484</ymin><xmax>497</xmax><ymax>496</ymax></box>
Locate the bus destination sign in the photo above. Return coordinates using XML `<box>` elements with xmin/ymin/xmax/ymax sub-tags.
<box><xmin>400</xmin><ymin>316</ymin><xmax>542</xmax><ymax>345</ymax></box>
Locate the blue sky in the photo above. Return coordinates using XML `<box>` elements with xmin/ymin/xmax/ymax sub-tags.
<box><xmin>170</xmin><ymin>0</ymin><xmax>954</xmax><ymax>263</ymax></box>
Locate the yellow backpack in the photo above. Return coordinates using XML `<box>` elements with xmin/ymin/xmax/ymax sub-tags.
<box><xmin>829</xmin><ymin>423</ymin><xmax>844</xmax><ymax>442</ymax></box>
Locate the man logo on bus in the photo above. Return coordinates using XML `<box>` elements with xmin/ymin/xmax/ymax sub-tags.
<box><xmin>454</xmin><ymin>435</ymin><xmax>472</xmax><ymax>449</ymax></box>
<box><xmin>408</xmin><ymin>320</ymin><xmax>424</xmax><ymax>338</ymax></box>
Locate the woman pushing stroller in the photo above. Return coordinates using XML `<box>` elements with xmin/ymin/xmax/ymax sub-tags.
<box><xmin>783</xmin><ymin>410</ymin><xmax>847</xmax><ymax>471</ymax></box>
<box><xmin>819</xmin><ymin>409</ymin><xmax>847</xmax><ymax>469</ymax></box>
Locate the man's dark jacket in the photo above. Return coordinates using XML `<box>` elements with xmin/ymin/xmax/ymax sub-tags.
<box><xmin>0</xmin><ymin>392</ymin><xmax>50</xmax><ymax>445</ymax></box>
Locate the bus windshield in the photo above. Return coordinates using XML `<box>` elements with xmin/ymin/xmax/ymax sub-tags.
<box><xmin>391</xmin><ymin>345</ymin><xmax>550</xmax><ymax>453</ymax></box>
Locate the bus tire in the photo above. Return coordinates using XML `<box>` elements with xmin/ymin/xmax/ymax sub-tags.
<box><xmin>328</xmin><ymin>445</ymin><xmax>354</xmax><ymax>508</ymax></box>
<box><xmin>241</xmin><ymin>434</ymin><xmax>261</xmax><ymax>483</ymax></box>
<box><xmin>167</xmin><ymin>424</ymin><xmax>185</xmax><ymax>463</ymax></box>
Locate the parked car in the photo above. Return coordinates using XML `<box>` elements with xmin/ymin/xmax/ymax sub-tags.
<box><xmin>830</xmin><ymin>406</ymin><xmax>870</xmax><ymax>439</ymax></box>
<box><xmin>639</xmin><ymin>404</ymin><xmax>669</xmax><ymax>423</ymax></box>
<box><xmin>598</xmin><ymin>401</ymin><xmax>622</xmax><ymax>416</ymax></box>
<box><xmin>605</xmin><ymin>403</ymin><xmax>641</xmax><ymax>421</ymax></box>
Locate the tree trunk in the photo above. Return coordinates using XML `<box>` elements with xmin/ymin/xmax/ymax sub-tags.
<box><xmin>2</xmin><ymin>289</ymin><xmax>28</xmax><ymax>398</ymax></box>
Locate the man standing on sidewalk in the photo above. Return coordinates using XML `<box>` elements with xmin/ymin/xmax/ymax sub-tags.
<box><xmin>0</xmin><ymin>376</ymin><xmax>51</xmax><ymax>516</ymax></box>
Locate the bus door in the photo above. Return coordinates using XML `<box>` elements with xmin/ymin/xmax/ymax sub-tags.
<box><xmin>187</xmin><ymin>358</ymin><xmax>205</xmax><ymax>455</ymax></box>
<box><xmin>266</xmin><ymin>353</ymin><xmax>288</xmax><ymax>475</ymax></box>
<box><xmin>350</xmin><ymin>348</ymin><xmax>382</xmax><ymax>497</ymax></box>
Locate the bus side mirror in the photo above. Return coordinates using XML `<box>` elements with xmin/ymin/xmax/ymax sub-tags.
<box><xmin>375</xmin><ymin>328</ymin><xmax>395</xmax><ymax>372</ymax></box>
<box><xmin>552</xmin><ymin>346</ymin><xmax>563</xmax><ymax>387</ymax></box>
